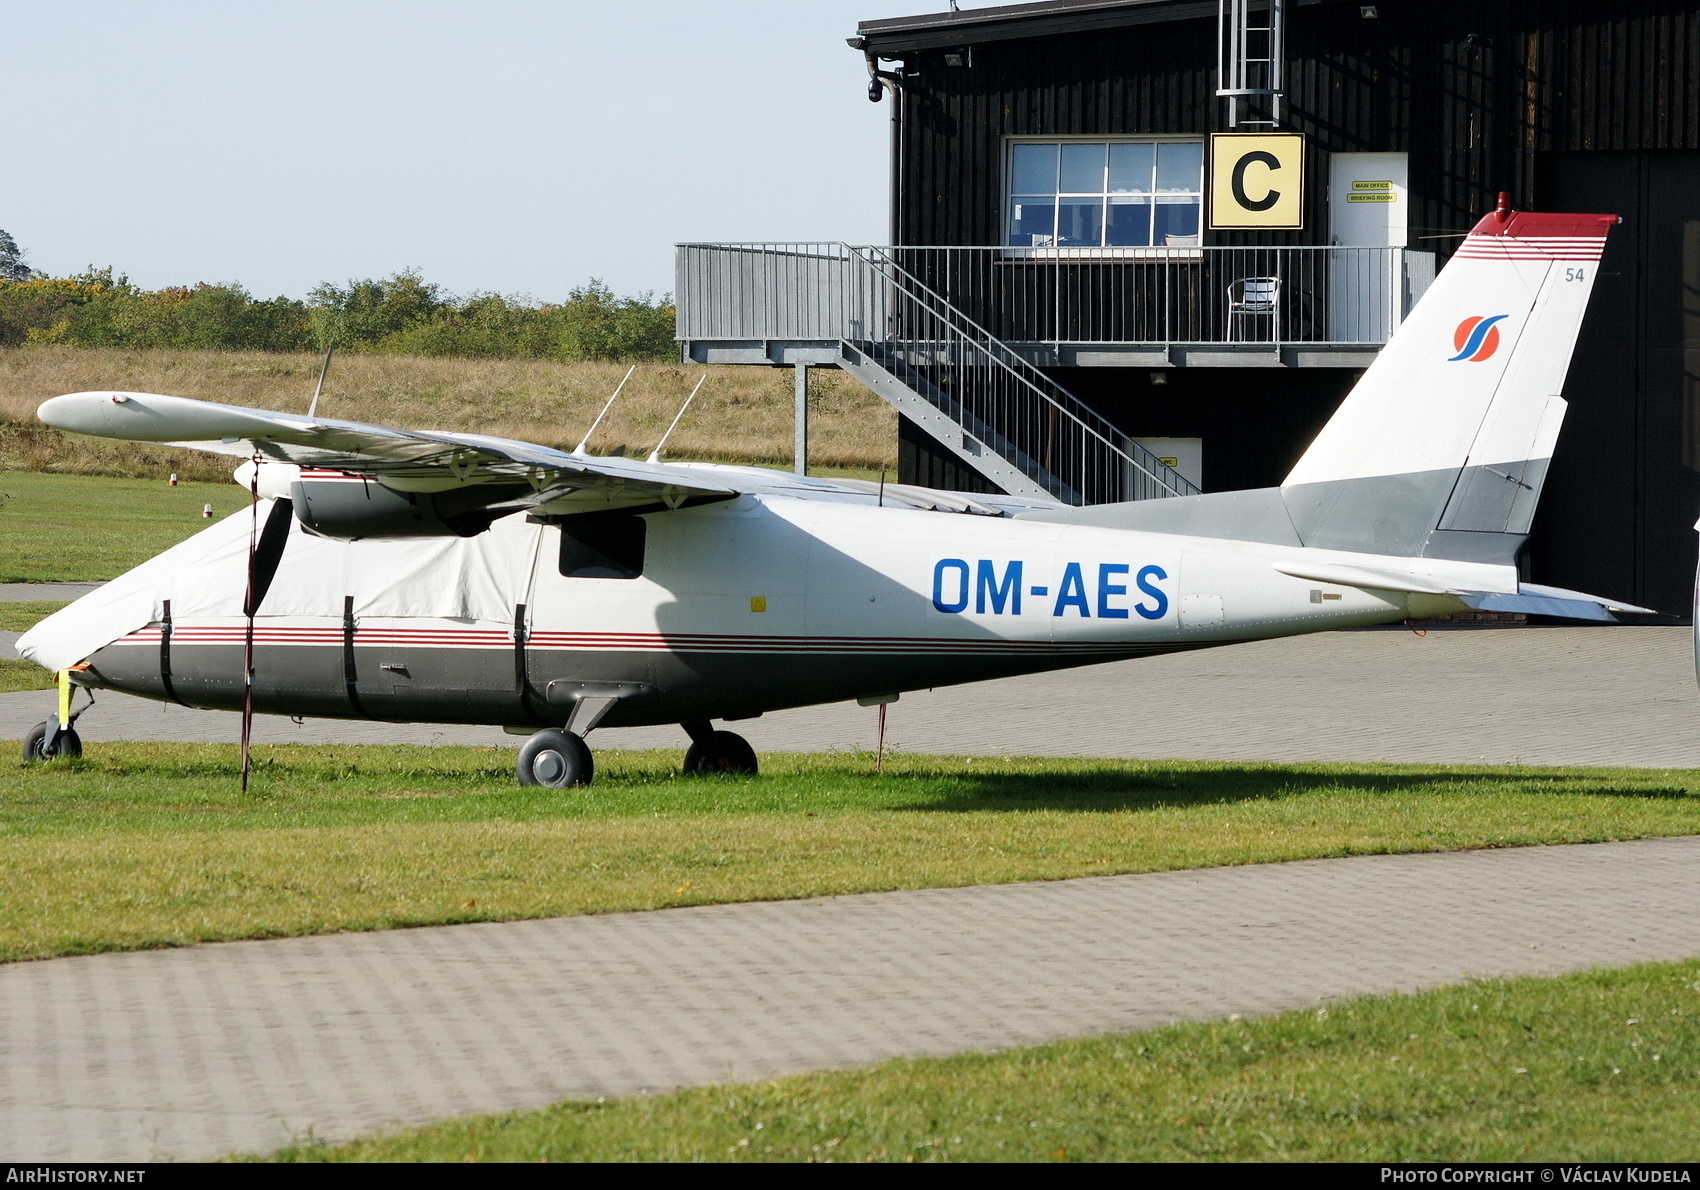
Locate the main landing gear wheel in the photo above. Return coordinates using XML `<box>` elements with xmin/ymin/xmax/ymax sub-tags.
<box><xmin>516</xmin><ymin>729</ymin><xmax>593</xmax><ymax>788</ymax></box>
<box><xmin>23</xmin><ymin>720</ymin><xmax>82</xmax><ymax>763</ymax></box>
<box><xmin>681</xmin><ymin>724</ymin><xmax>758</xmax><ymax>776</ymax></box>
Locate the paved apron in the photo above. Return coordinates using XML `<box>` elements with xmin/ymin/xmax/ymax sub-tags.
<box><xmin>7</xmin><ymin>624</ymin><xmax>1699</xmax><ymax>766</ymax></box>
<box><xmin>0</xmin><ymin>583</ymin><xmax>104</xmax><ymax>602</ymax></box>
<box><xmin>4</xmin><ymin>836</ymin><xmax>1699</xmax><ymax>1161</ymax></box>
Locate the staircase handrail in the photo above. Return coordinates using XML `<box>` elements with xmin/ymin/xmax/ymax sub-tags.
<box><xmin>847</xmin><ymin>244</ymin><xmax>1199</xmax><ymax>499</ymax></box>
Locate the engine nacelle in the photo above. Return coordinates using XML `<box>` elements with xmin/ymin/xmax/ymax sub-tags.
<box><xmin>289</xmin><ymin>475</ymin><xmax>527</xmax><ymax>540</ymax></box>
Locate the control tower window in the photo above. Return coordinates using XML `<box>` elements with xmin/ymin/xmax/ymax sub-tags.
<box><xmin>559</xmin><ymin>514</ymin><xmax>646</xmax><ymax>579</ymax></box>
<box><xmin>1008</xmin><ymin>139</ymin><xmax>1204</xmax><ymax>248</ymax></box>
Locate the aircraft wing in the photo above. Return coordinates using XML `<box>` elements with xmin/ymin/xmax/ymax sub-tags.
<box><xmin>37</xmin><ymin>389</ymin><xmax>746</xmax><ymax>515</ymax></box>
<box><xmin>36</xmin><ymin>389</ymin><xmax>1048</xmax><ymax>518</ymax></box>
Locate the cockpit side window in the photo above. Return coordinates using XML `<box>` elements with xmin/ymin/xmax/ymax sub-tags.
<box><xmin>558</xmin><ymin>514</ymin><xmax>646</xmax><ymax>579</ymax></box>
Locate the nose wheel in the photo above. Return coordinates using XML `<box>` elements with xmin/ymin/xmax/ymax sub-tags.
<box><xmin>23</xmin><ymin>675</ymin><xmax>92</xmax><ymax>763</ymax></box>
<box><xmin>516</xmin><ymin>728</ymin><xmax>594</xmax><ymax>788</ymax></box>
<box><xmin>22</xmin><ymin>720</ymin><xmax>82</xmax><ymax>762</ymax></box>
<box><xmin>681</xmin><ymin>720</ymin><xmax>758</xmax><ymax>776</ymax></box>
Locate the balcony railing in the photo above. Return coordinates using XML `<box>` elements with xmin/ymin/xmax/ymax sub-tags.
<box><xmin>676</xmin><ymin>242</ymin><xmax>1435</xmax><ymax>362</ymax></box>
<box><xmin>674</xmin><ymin>242</ymin><xmax>1204</xmax><ymax>504</ymax></box>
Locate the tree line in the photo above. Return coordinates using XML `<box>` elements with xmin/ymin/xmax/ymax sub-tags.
<box><xmin>0</xmin><ymin>233</ymin><xmax>676</xmax><ymax>362</ymax></box>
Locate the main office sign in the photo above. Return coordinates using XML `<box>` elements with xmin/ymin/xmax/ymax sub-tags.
<box><xmin>1209</xmin><ymin>133</ymin><xmax>1305</xmax><ymax>229</ymax></box>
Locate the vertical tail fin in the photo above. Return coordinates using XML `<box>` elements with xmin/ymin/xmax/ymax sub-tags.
<box><xmin>1282</xmin><ymin>207</ymin><xmax>1618</xmax><ymax>560</ymax></box>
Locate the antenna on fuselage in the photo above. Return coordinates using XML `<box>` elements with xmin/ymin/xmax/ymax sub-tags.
<box><xmin>306</xmin><ymin>343</ymin><xmax>336</xmax><ymax>419</ymax></box>
<box><xmin>574</xmin><ymin>364</ymin><xmax>635</xmax><ymax>456</ymax></box>
<box><xmin>646</xmin><ymin>374</ymin><xmax>707</xmax><ymax>464</ymax></box>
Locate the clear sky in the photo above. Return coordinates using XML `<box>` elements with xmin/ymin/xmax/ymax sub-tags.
<box><xmin>2</xmin><ymin>1</ymin><xmax>957</xmax><ymax>302</ymax></box>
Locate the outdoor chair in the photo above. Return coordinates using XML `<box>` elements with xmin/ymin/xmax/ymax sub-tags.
<box><xmin>1227</xmin><ymin>275</ymin><xmax>1281</xmax><ymax>342</ymax></box>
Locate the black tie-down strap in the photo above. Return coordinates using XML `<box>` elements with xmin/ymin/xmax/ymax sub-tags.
<box><xmin>514</xmin><ymin>603</ymin><xmax>545</xmax><ymax>724</ymax></box>
<box><xmin>158</xmin><ymin>598</ymin><xmax>185</xmax><ymax>706</ymax></box>
<box><xmin>343</xmin><ymin>595</ymin><xmax>370</xmax><ymax>718</ymax></box>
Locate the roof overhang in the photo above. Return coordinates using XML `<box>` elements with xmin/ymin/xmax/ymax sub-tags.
<box><xmin>851</xmin><ymin>0</ymin><xmax>1217</xmax><ymax>55</ymax></box>
<box><xmin>851</xmin><ymin>0</ymin><xmax>1343</xmax><ymax>57</ymax></box>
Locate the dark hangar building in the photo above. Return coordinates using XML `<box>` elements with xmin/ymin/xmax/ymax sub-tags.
<box><xmin>677</xmin><ymin>0</ymin><xmax>1700</xmax><ymax>614</ymax></box>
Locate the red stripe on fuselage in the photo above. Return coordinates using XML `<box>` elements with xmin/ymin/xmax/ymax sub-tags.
<box><xmin>111</xmin><ymin>624</ymin><xmax>1138</xmax><ymax>655</ymax></box>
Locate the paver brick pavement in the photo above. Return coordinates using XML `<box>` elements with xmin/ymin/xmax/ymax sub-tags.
<box><xmin>3</xmin><ymin>836</ymin><xmax>1699</xmax><ymax>1161</ymax></box>
<box><xmin>7</xmin><ymin>625</ymin><xmax>1700</xmax><ymax>766</ymax></box>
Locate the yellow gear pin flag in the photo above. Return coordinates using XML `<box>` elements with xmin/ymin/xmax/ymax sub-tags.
<box><xmin>57</xmin><ymin>669</ymin><xmax>72</xmax><ymax>729</ymax></box>
<box><xmin>1209</xmin><ymin>132</ymin><xmax>1305</xmax><ymax>229</ymax></box>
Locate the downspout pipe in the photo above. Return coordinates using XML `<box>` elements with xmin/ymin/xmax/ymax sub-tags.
<box><xmin>861</xmin><ymin>49</ymin><xmax>904</xmax><ymax>246</ymax></box>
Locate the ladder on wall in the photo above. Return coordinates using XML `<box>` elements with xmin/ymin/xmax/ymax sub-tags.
<box><xmin>1217</xmin><ymin>0</ymin><xmax>1286</xmax><ymax>128</ymax></box>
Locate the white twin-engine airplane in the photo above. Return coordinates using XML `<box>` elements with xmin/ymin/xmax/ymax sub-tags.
<box><xmin>18</xmin><ymin>206</ymin><xmax>1652</xmax><ymax>785</ymax></box>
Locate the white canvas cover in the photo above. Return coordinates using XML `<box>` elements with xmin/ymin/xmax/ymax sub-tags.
<box><xmin>16</xmin><ymin>501</ymin><xmax>542</xmax><ymax>672</ymax></box>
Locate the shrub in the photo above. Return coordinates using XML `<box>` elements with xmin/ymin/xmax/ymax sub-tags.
<box><xmin>0</xmin><ymin>267</ymin><xmax>676</xmax><ymax>363</ymax></box>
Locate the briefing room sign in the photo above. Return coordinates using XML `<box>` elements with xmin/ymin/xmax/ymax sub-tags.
<box><xmin>1209</xmin><ymin>133</ymin><xmax>1305</xmax><ymax>230</ymax></box>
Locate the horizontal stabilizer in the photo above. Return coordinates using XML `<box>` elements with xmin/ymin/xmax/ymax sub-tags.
<box><xmin>1274</xmin><ymin>559</ymin><xmax>1656</xmax><ymax>620</ymax></box>
<box><xmin>1271</xmin><ymin>561</ymin><xmax>1456</xmax><ymax>595</ymax></box>
<box><xmin>1459</xmin><ymin>582</ymin><xmax>1658</xmax><ymax>623</ymax></box>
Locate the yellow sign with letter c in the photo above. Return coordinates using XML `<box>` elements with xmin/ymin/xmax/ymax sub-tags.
<box><xmin>1209</xmin><ymin>133</ymin><xmax>1305</xmax><ymax>229</ymax></box>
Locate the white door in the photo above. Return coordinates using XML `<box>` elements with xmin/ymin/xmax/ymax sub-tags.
<box><xmin>1130</xmin><ymin>437</ymin><xmax>1203</xmax><ymax>491</ymax></box>
<box><xmin>1328</xmin><ymin>152</ymin><xmax>1408</xmax><ymax>342</ymax></box>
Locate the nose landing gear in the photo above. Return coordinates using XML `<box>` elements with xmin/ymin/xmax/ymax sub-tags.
<box><xmin>22</xmin><ymin>671</ymin><xmax>91</xmax><ymax>763</ymax></box>
<box><xmin>23</xmin><ymin>720</ymin><xmax>81</xmax><ymax>762</ymax></box>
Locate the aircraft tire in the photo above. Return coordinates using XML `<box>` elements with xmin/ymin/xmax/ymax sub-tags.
<box><xmin>22</xmin><ymin>720</ymin><xmax>82</xmax><ymax>763</ymax></box>
<box><xmin>516</xmin><ymin>728</ymin><xmax>593</xmax><ymax>788</ymax></box>
<box><xmin>682</xmin><ymin>730</ymin><xmax>758</xmax><ymax>776</ymax></box>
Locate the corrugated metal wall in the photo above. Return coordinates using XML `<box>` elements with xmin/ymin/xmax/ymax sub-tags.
<box><xmin>894</xmin><ymin>0</ymin><xmax>1700</xmax><ymax>252</ymax></box>
<box><xmin>883</xmin><ymin>0</ymin><xmax>1700</xmax><ymax>612</ymax></box>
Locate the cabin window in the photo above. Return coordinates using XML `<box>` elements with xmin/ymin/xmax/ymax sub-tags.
<box><xmin>1007</xmin><ymin>140</ymin><xmax>1205</xmax><ymax>248</ymax></box>
<box><xmin>558</xmin><ymin>514</ymin><xmax>646</xmax><ymax>579</ymax></box>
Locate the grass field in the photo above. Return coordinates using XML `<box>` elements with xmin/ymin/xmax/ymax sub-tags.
<box><xmin>0</xmin><ymin>471</ymin><xmax>248</xmax><ymax>582</ymax></box>
<box><xmin>0</xmin><ymin>660</ymin><xmax>54</xmax><ymax>693</ymax></box>
<box><xmin>0</xmin><ymin>602</ymin><xmax>67</xmax><ymax>632</ymax></box>
<box><xmin>262</xmin><ymin>958</ymin><xmax>1700</xmax><ymax>1162</ymax></box>
<box><xmin>4</xmin><ymin>743</ymin><xmax>1700</xmax><ymax>965</ymax></box>
<box><xmin>0</xmin><ymin>347</ymin><xmax>896</xmax><ymax>482</ymax></box>
<box><xmin>0</xmin><ymin>601</ymin><xmax>67</xmax><ymax>692</ymax></box>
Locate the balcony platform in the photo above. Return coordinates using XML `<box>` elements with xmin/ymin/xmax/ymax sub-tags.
<box><xmin>681</xmin><ymin>338</ymin><xmax>1383</xmax><ymax>369</ymax></box>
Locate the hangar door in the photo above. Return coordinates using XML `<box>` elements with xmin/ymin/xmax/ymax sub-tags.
<box><xmin>1531</xmin><ymin>152</ymin><xmax>1700</xmax><ymax>616</ymax></box>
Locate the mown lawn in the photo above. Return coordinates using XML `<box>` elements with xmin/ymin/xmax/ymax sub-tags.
<box><xmin>4</xmin><ymin>742</ymin><xmax>1699</xmax><ymax>964</ymax></box>
<box><xmin>0</xmin><ymin>470</ymin><xmax>248</xmax><ymax>581</ymax></box>
<box><xmin>0</xmin><ymin>660</ymin><xmax>54</xmax><ymax>693</ymax></box>
<box><xmin>0</xmin><ymin>601</ymin><xmax>68</xmax><ymax>692</ymax></box>
<box><xmin>260</xmin><ymin>959</ymin><xmax>1700</xmax><ymax>1163</ymax></box>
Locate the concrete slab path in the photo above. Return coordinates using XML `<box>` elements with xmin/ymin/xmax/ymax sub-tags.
<box><xmin>4</xmin><ymin>836</ymin><xmax>1699</xmax><ymax>1161</ymax></box>
<box><xmin>0</xmin><ymin>582</ymin><xmax>103</xmax><ymax>602</ymax></box>
<box><xmin>7</xmin><ymin>624</ymin><xmax>1699</xmax><ymax>766</ymax></box>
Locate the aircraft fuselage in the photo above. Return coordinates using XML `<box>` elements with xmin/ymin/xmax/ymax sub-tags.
<box><xmin>79</xmin><ymin>493</ymin><xmax>1453</xmax><ymax>730</ymax></box>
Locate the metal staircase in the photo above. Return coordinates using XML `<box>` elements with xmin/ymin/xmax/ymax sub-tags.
<box><xmin>842</xmin><ymin>245</ymin><xmax>1198</xmax><ymax>504</ymax></box>
<box><xmin>674</xmin><ymin>241</ymin><xmax>1200</xmax><ymax>506</ymax></box>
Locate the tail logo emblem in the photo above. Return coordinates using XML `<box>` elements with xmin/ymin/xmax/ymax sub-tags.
<box><xmin>1449</xmin><ymin>314</ymin><xmax>1509</xmax><ymax>362</ymax></box>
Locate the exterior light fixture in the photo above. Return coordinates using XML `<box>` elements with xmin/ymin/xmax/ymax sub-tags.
<box><xmin>1360</xmin><ymin>5</ymin><xmax>1379</xmax><ymax>16</ymax></box>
